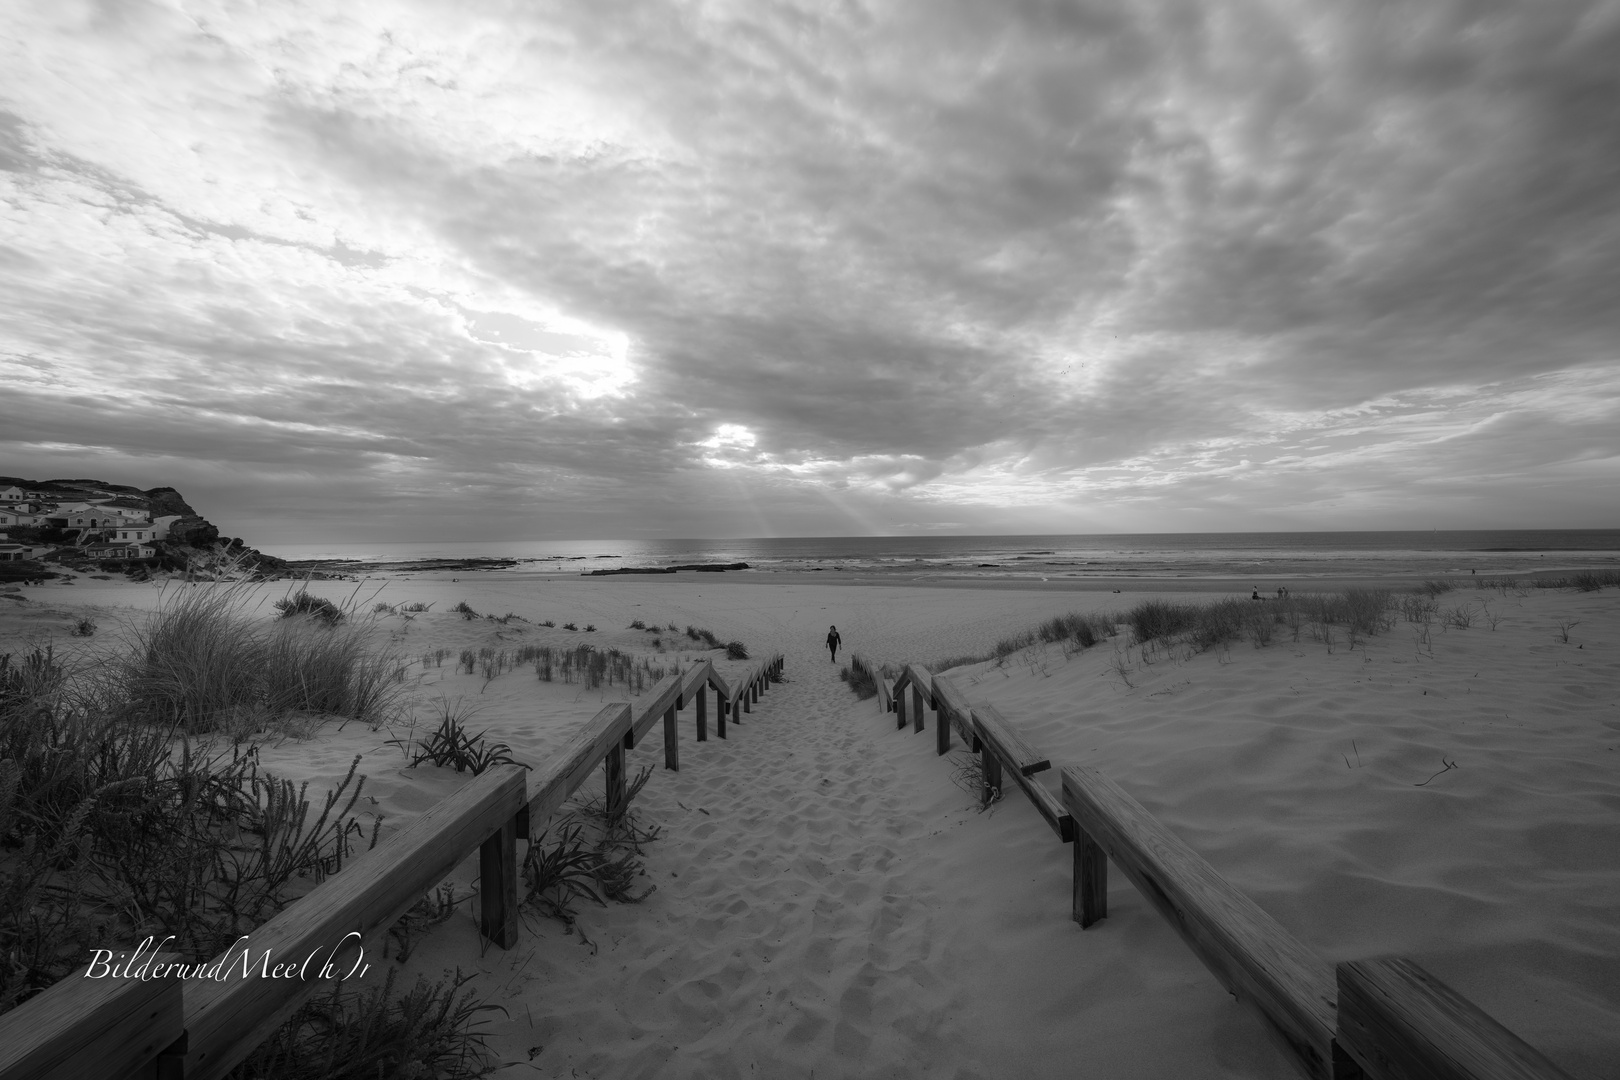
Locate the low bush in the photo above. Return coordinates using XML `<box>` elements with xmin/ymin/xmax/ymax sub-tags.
<box><xmin>274</xmin><ymin>589</ymin><xmax>344</xmax><ymax>627</ymax></box>
<box><xmin>724</xmin><ymin>641</ymin><xmax>749</xmax><ymax>660</ymax></box>
<box><xmin>403</xmin><ymin>701</ymin><xmax>520</xmax><ymax>775</ymax></box>
<box><xmin>229</xmin><ymin>967</ymin><xmax>503</xmax><ymax>1080</ymax></box>
<box><xmin>1536</xmin><ymin>570</ymin><xmax>1620</xmax><ymax>591</ymax></box>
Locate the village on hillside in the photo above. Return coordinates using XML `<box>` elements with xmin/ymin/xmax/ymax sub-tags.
<box><xmin>0</xmin><ymin>477</ymin><xmax>247</xmax><ymax>576</ymax></box>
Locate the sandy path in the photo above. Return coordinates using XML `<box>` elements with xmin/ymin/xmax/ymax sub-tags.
<box><xmin>485</xmin><ymin>643</ymin><xmax>971</xmax><ymax>1079</ymax></box>
<box><xmin>457</xmin><ymin>635</ymin><xmax>1298</xmax><ymax>1080</ymax></box>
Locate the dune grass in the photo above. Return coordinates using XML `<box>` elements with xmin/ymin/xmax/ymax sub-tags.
<box><xmin>2</xmin><ymin>583</ymin><xmax>502</xmax><ymax>1068</ymax></box>
<box><xmin>119</xmin><ymin>578</ymin><xmax>404</xmax><ymax>736</ymax></box>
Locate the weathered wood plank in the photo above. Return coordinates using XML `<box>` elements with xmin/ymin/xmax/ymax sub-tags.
<box><xmin>0</xmin><ymin>953</ymin><xmax>184</xmax><ymax>1080</ymax></box>
<box><xmin>972</xmin><ymin>704</ymin><xmax>1051</xmax><ymax>776</ymax></box>
<box><xmin>929</xmin><ymin>673</ymin><xmax>977</xmax><ymax>752</ymax></box>
<box><xmin>182</xmin><ymin>764</ymin><xmax>528</xmax><ymax>1080</ymax></box>
<box><xmin>1060</xmin><ymin>765</ymin><xmax>1339</xmax><ymax>1080</ymax></box>
<box><xmin>905</xmin><ymin>663</ymin><xmax>930</xmax><ymax>735</ymax></box>
<box><xmin>604</xmin><ymin>742</ymin><xmax>626</xmax><ymax>822</ymax></box>
<box><xmin>982</xmin><ymin>745</ymin><xmax>1002</xmax><ymax>808</ymax></box>
<box><xmin>663</xmin><ymin>704</ymin><xmax>679</xmax><ymax>770</ymax></box>
<box><xmin>629</xmin><ymin>672</ymin><xmax>685</xmax><ymax>746</ymax></box>
<box><xmin>696</xmin><ymin>684</ymin><xmax>708</xmax><ymax>742</ymax></box>
<box><xmin>526</xmin><ymin>703</ymin><xmax>633</xmax><ymax>828</ymax></box>
<box><xmin>1336</xmin><ymin>958</ymin><xmax>1575</xmax><ymax>1080</ymax></box>
<box><xmin>970</xmin><ymin>706</ymin><xmax>1072</xmax><ymax>841</ymax></box>
<box><xmin>478</xmin><ymin>812</ymin><xmax>520</xmax><ymax>948</ymax></box>
<box><xmin>1074</xmin><ymin>826</ymin><xmax>1108</xmax><ymax>928</ymax></box>
<box><xmin>679</xmin><ymin>659</ymin><xmax>712</xmax><ymax>710</ymax></box>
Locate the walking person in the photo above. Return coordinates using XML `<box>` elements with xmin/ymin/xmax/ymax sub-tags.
<box><xmin>826</xmin><ymin>625</ymin><xmax>842</xmax><ymax>663</ymax></box>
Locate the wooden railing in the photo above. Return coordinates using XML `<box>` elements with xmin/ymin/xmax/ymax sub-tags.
<box><xmin>0</xmin><ymin>652</ymin><xmax>785</xmax><ymax>1080</ymax></box>
<box><xmin>863</xmin><ymin>657</ymin><xmax>1576</xmax><ymax>1080</ymax></box>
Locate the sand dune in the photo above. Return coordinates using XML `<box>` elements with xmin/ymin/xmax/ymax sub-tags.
<box><xmin>2</xmin><ymin>574</ymin><xmax>1614</xmax><ymax>1077</ymax></box>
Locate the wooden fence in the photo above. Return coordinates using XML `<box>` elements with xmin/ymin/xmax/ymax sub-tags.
<box><xmin>854</xmin><ymin>653</ymin><xmax>1576</xmax><ymax>1080</ymax></box>
<box><xmin>0</xmin><ymin>653</ymin><xmax>785</xmax><ymax>1080</ymax></box>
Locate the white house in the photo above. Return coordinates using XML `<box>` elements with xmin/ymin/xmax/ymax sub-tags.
<box><xmin>0</xmin><ymin>509</ymin><xmax>39</xmax><ymax>528</ymax></box>
<box><xmin>83</xmin><ymin>541</ymin><xmax>156</xmax><ymax>560</ymax></box>
<box><xmin>0</xmin><ymin>486</ymin><xmax>26</xmax><ymax>503</ymax></box>
<box><xmin>111</xmin><ymin>525</ymin><xmax>156</xmax><ymax>543</ymax></box>
<box><xmin>0</xmin><ymin>543</ymin><xmax>41</xmax><ymax>562</ymax></box>
<box><xmin>67</xmin><ymin>510</ymin><xmax>144</xmax><ymax>531</ymax></box>
<box><xmin>151</xmin><ymin>515</ymin><xmax>182</xmax><ymax>540</ymax></box>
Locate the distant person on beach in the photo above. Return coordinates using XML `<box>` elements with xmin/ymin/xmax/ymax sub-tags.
<box><xmin>1252</xmin><ymin>588</ymin><xmax>1261</xmax><ymax>600</ymax></box>
<box><xmin>826</xmin><ymin>625</ymin><xmax>842</xmax><ymax>663</ymax></box>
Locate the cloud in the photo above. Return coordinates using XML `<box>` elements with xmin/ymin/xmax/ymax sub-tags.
<box><xmin>1</xmin><ymin>0</ymin><xmax>1617</xmax><ymax>539</ymax></box>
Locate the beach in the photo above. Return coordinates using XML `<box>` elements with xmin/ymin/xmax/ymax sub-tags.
<box><xmin>2</xmin><ymin>571</ymin><xmax>1616</xmax><ymax>1079</ymax></box>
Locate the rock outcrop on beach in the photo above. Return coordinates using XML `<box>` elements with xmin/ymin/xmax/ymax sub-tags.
<box><xmin>0</xmin><ymin>474</ymin><xmax>287</xmax><ymax>576</ymax></box>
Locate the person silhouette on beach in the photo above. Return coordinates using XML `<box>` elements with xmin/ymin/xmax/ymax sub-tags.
<box><xmin>826</xmin><ymin>625</ymin><xmax>842</xmax><ymax>663</ymax></box>
<box><xmin>1252</xmin><ymin>588</ymin><xmax>1261</xmax><ymax>600</ymax></box>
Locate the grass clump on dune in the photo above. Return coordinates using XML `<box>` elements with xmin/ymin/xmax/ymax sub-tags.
<box><xmin>123</xmin><ymin>579</ymin><xmax>402</xmax><ymax>735</ymax></box>
<box><xmin>1125</xmin><ymin>590</ymin><xmax>1394</xmax><ymax>651</ymax></box>
<box><xmin>2</xmin><ymin>589</ymin><xmax>502</xmax><ymax>1072</ymax></box>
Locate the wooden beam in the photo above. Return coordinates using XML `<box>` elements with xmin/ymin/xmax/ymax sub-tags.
<box><xmin>679</xmin><ymin>659</ymin><xmax>712</xmax><ymax>710</ymax></box>
<box><xmin>526</xmin><ymin>703</ymin><xmax>633</xmax><ymax>828</ymax></box>
<box><xmin>478</xmin><ymin>812</ymin><xmax>520</xmax><ymax>948</ymax></box>
<box><xmin>629</xmin><ymin>671</ymin><xmax>684</xmax><ymax>747</ymax></box>
<box><xmin>1060</xmin><ymin>765</ymin><xmax>1339</xmax><ymax>1080</ymax></box>
<box><xmin>182</xmin><ymin>764</ymin><xmax>529</xmax><ymax>1080</ymax></box>
<box><xmin>0</xmin><ymin>952</ymin><xmax>184</xmax><ymax>1080</ymax></box>
<box><xmin>905</xmin><ymin>663</ymin><xmax>930</xmax><ymax>735</ymax></box>
<box><xmin>604</xmin><ymin>743</ymin><xmax>626</xmax><ymax>823</ymax></box>
<box><xmin>972</xmin><ymin>704</ymin><xmax>1051</xmax><ymax>776</ymax></box>
<box><xmin>1073</xmin><ymin>826</ymin><xmax>1108</xmax><ymax>928</ymax></box>
<box><xmin>707</xmin><ymin>668</ymin><xmax>731</xmax><ymax>739</ymax></box>
<box><xmin>663</xmin><ymin>703</ymin><xmax>679</xmax><ymax>770</ymax></box>
<box><xmin>982</xmin><ymin>745</ymin><xmax>1002</xmax><ymax>808</ymax></box>
<box><xmin>1335</xmin><ymin>958</ymin><xmax>1575</xmax><ymax>1080</ymax></box>
<box><xmin>929</xmin><ymin>673</ymin><xmax>977</xmax><ymax>753</ymax></box>
<box><xmin>696</xmin><ymin>684</ymin><xmax>707</xmax><ymax>742</ymax></box>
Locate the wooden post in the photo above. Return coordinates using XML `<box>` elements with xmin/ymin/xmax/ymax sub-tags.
<box><xmin>911</xmin><ymin>682</ymin><xmax>925</xmax><ymax>734</ymax></box>
<box><xmin>717</xmin><ymin>692</ymin><xmax>729</xmax><ymax>737</ymax></box>
<box><xmin>478</xmin><ymin>812</ymin><xmax>520</xmax><ymax>947</ymax></box>
<box><xmin>605</xmin><ymin>742</ymin><xmax>626</xmax><ymax>823</ymax></box>
<box><xmin>982</xmin><ymin>746</ymin><xmax>1002</xmax><ymax>808</ymax></box>
<box><xmin>696</xmin><ymin>685</ymin><xmax>707</xmax><ymax>742</ymax></box>
<box><xmin>1073</xmin><ymin>827</ymin><xmax>1108</xmax><ymax>928</ymax></box>
<box><xmin>663</xmin><ymin>704</ymin><xmax>679</xmax><ymax>770</ymax></box>
<box><xmin>936</xmin><ymin>701</ymin><xmax>951</xmax><ymax>755</ymax></box>
<box><xmin>896</xmin><ymin>684</ymin><xmax>908</xmax><ymax>729</ymax></box>
<box><xmin>744</xmin><ymin>678</ymin><xmax>753</xmax><ymax>712</ymax></box>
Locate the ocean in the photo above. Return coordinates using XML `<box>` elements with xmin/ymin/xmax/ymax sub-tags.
<box><xmin>259</xmin><ymin>530</ymin><xmax>1620</xmax><ymax>582</ymax></box>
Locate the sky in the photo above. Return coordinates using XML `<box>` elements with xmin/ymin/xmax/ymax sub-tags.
<box><xmin>3</xmin><ymin>0</ymin><xmax>1619</xmax><ymax>544</ymax></box>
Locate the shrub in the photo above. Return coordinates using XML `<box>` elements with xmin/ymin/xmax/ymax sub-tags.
<box><xmin>451</xmin><ymin>601</ymin><xmax>478</xmax><ymax>620</ymax></box>
<box><xmin>1536</xmin><ymin>570</ymin><xmax>1620</xmax><ymax>591</ymax></box>
<box><xmin>724</xmin><ymin>641</ymin><xmax>749</xmax><ymax>660</ymax></box>
<box><xmin>70</xmin><ymin>617</ymin><xmax>96</xmax><ymax>637</ymax></box>
<box><xmin>562</xmin><ymin>622</ymin><xmax>578</xmax><ymax>631</ymax></box>
<box><xmin>274</xmin><ymin>589</ymin><xmax>344</xmax><ymax>627</ymax></box>
<box><xmin>628</xmin><ymin>619</ymin><xmax>647</xmax><ymax>630</ymax></box>
<box><xmin>403</xmin><ymin>701</ymin><xmax>521</xmax><ymax>775</ymax></box>
<box><xmin>121</xmin><ymin>580</ymin><xmax>401</xmax><ymax>734</ymax></box>
<box><xmin>230</xmin><ymin>967</ymin><xmax>503</xmax><ymax>1080</ymax></box>
<box><xmin>838</xmin><ymin>659</ymin><xmax>877</xmax><ymax>699</ymax></box>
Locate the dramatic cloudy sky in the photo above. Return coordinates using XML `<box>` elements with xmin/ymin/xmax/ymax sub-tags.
<box><xmin>3</xmin><ymin>1</ymin><xmax>1619</xmax><ymax>543</ymax></box>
